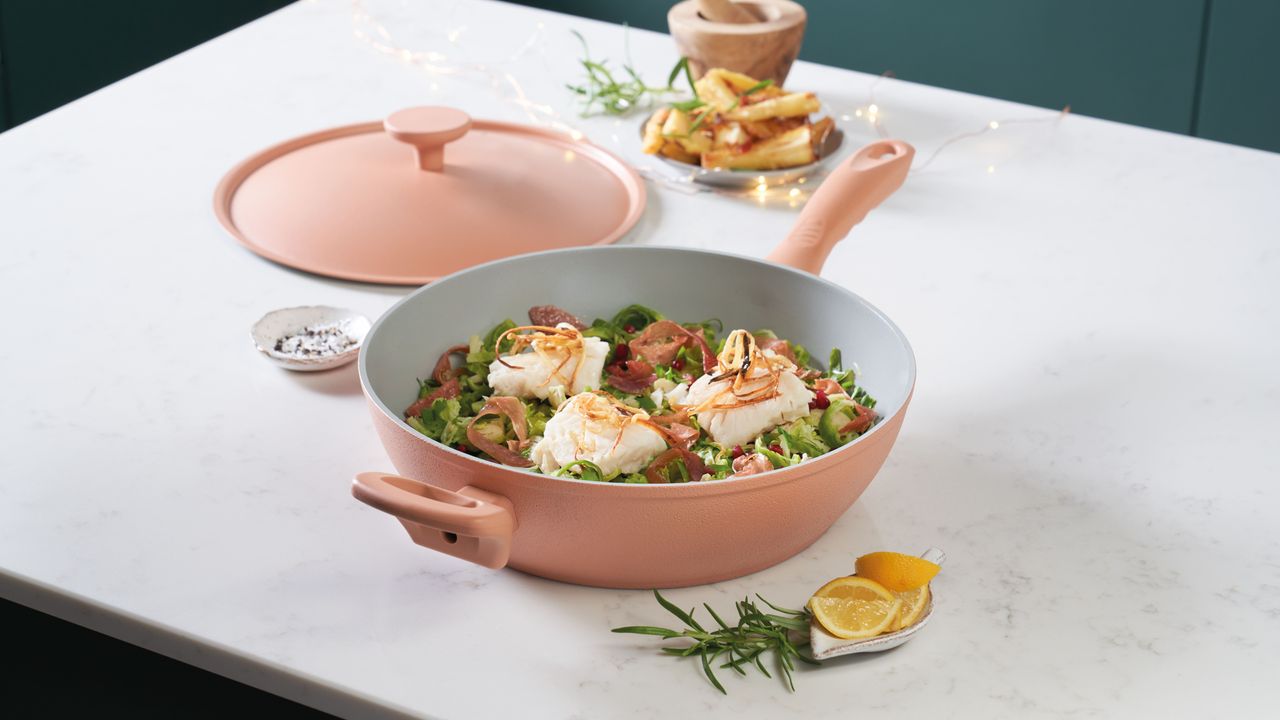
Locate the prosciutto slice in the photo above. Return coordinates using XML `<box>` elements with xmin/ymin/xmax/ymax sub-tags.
<box><xmin>405</xmin><ymin>377</ymin><xmax>460</xmax><ymax>418</ymax></box>
<box><xmin>644</xmin><ymin>447</ymin><xmax>708</xmax><ymax>484</ymax></box>
<box><xmin>628</xmin><ymin>321</ymin><xmax>717</xmax><ymax>373</ymax></box>
<box><xmin>732</xmin><ymin>452</ymin><xmax>773</xmax><ymax>476</ymax></box>
<box><xmin>644</xmin><ymin>410</ymin><xmax>699</xmax><ymax>450</ymax></box>
<box><xmin>605</xmin><ymin>358</ymin><xmax>657</xmax><ymax>394</ymax></box>
<box><xmin>658</xmin><ymin>422</ymin><xmax>700</xmax><ymax>450</ymax></box>
<box><xmin>812</xmin><ymin>377</ymin><xmax>845</xmax><ymax>397</ymax></box>
<box><xmin>838</xmin><ymin>403</ymin><xmax>877</xmax><ymax>435</ymax></box>
<box><xmin>757</xmin><ymin>337</ymin><xmax>796</xmax><ymax>363</ymax></box>
<box><xmin>466</xmin><ymin>396</ymin><xmax>533</xmax><ymax>467</ymax></box>
<box><xmin>432</xmin><ymin>344</ymin><xmax>470</xmax><ymax>384</ymax></box>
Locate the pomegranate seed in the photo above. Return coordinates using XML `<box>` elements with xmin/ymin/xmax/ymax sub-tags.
<box><xmin>672</xmin><ymin>358</ymin><xmax>686</xmax><ymax>370</ymax></box>
<box><xmin>809</xmin><ymin>389</ymin><xmax>830</xmax><ymax>410</ymax></box>
<box><xmin>614</xmin><ymin>344</ymin><xmax>630</xmax><ymax>361</ymax></box>
<box><xmin>769</xmin><ymin>443</ymin><xmax>784</xmax><ymax>454</ymax></box>
<box><xmin>455</xmin><ymin>444</ymin><xmax>468</xmax><ymax>452</ymax></box>
<box><xmin>623</xmin><ymin>323</ymin><xmax>636</xmax><ymax>333</ymax></box>
<box><xmin>731</xmin><ymin>445</ymin><xmax>746</xmax><ymax>459</ymax></box>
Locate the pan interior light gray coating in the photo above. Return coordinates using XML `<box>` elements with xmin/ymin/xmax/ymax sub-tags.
<box><xmin>361</xmin><ymin>246</ymin><xmax>914</xmax><ymax>460</ymax></box>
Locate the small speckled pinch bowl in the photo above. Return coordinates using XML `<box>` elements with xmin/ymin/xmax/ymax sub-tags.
<box><xmin>251</xmin><ymin>306</ymin><xmax>371</xmax><ymax>372</ymax></box>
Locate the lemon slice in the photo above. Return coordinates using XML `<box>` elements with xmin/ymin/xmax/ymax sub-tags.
<box><xmin>889</xmin><ymin>584</ymin><xmax>931</xmax><ymax>631</ymax></box>
<box><xmin>855</xmin><ymin>551</ymin><xmax>941</xmax><ymax>592</ymax></box>
<box><xmin>808</xmin><ymin>576</ymin><xmax>903</xmax><ymax>639</ymax></box>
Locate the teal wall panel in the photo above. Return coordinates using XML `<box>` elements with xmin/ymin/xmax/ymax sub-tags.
<box><xmin>0</xmin><ymin>4</ymin><xmax>9</xmax><ymax>130</ymax></box>
<box><xmin>1195</xmin><ymin>0</ymin><xmax>1280</xmax><ymax>153</ymax></box>
<box><xmin>0</xmin><ymin>0</ymin><xmax>291</xmax><ymax>127</ymax></box>
<box><xmin>513</xmin><ymin>0</ymin><xmax>1206</xmax><ymax>134</ymax></box>
<box><xmin>0</xmin><ymin>0</ymin><xmax>1275</xmax><ymax>152</ymax></box>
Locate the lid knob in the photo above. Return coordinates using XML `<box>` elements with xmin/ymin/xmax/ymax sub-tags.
<box><xmin>384</xmin><ymin>107</ymin><xmax>473</xmax><ymax>172</ymax></box>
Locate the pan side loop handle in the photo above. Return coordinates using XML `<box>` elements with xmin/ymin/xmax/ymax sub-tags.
<box><xmin>765</xmin><ymin>139</ymin><xmax>915</xmax><ymax>275</ymax></box>
<box><xmin>352</xmin><ymin>471</ymin><xmax>515</xmax><ymax>569</ymax></box>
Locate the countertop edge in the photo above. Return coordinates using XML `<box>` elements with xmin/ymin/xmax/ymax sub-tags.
<box><xmin>0</xmin><ymin>569</ymin><xmax>429</xmax><ymax>720</ymax></box>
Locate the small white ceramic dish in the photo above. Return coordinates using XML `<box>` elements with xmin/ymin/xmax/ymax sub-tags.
<box><xmin>251</xmin><ymin>306</ymin><xmax>371</xmax><ymax>372</ymax></box>
<box><xmin>810</xmin><ymin>547</ymin><xmax>946</xmax><ymax>660</ymax></box>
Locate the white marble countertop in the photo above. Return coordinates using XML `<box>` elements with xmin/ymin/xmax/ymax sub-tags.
<box><xmin>2</xmin><ymin>0</ymin><xmax>1278</xmax><ymax>717</ymax></box>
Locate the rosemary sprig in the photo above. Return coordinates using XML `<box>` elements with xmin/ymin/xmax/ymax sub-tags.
<box><xmin>566</xmin><ymin>30</ymin><xmax>686</xmax><ymax>116</ymax></box>
<box><xmin>613</xmin><ymin>590</ymin><xmax>818</xmax><ymax>694</ymax></box>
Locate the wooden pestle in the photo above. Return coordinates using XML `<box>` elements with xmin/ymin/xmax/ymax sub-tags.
<box><xmin>696</xmin><ymin>0</ymin><xmax>762</xmax><ymax>24</ymax></box>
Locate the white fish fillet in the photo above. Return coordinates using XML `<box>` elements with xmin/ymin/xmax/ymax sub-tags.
<box><xmin>487</xmin><ymin>335</ymin><xmax>608</xmax><ymax>400</ymax></box>
<box><xmin>531</xmin><ymin>393</ymin><xmax>668</xmax><ymax>476</ymax></box>
<box><xmin>683</xmin><ymin>361</ymin><xmax>813</xmax><ymax>448</ymax></box>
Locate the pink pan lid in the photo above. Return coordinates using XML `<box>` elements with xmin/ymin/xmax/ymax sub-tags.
<box><xmin>214</xmin><ymin>107</ymin><xmax>646</xmax><ymax>285</ymax></box>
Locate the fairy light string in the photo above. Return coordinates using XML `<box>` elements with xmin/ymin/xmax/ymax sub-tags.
<box><xmin>851</xmin><ymin>71</ymin><xmax>1073</xmax><ymax>174</ymax></box>
<box><xmin>349</xmin><ymin>1</ymin><xmax>1071</xmax><ymax>199</ymax></box>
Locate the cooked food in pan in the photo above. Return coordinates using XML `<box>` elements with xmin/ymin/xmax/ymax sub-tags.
<box><xmin>404</xmin><ymin>304</ymin><xmax>878</xmax><ymax>483</ymax></box>
<box><xmin>641</xmin><ymin>68</ymin><xmax>835</xmax><ymax>171</ymax></box>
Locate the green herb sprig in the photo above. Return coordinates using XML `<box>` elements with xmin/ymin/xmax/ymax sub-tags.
<box><xmin>613</xmin><ymin>590</ymin><xmax>817</xmax><ymax>694</ymax></box>
<box><xmin>566</xmin><ymin>30</ymin><xmax>688</xmax><ymax>116</ymax></box>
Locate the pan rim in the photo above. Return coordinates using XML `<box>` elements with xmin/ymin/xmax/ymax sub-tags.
<box><xmin>359</xmin><ymin>244</ymin><xmax>916</xmax><ymax>489</ymax></box>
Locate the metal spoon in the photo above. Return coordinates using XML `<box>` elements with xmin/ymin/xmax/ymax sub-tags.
<box><xmin>810</xmin><ymin>547</ymin><xmax>947</xmax><ymax>660</ymax></box>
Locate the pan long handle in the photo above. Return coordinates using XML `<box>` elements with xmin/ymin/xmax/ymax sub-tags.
<box><xmin>765</xmin><ymin>139</ymin><xmax>915</xmax><ymax>275</ymax></box>
<box><xmin>352</xmin><ymin>472</ymin><xmax>515</xmax><ymax>569</ymax></box>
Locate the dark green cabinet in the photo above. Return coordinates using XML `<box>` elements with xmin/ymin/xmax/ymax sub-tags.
<box><xmin>0</xmin><ymin>0</ymin><xmax>1276</xmax><ymax>152</ymax></box>
<box><xmin>1196</xmin><ymin>0</ymin><xmax>1280</xmax><ymax>152</ymax></box>
<box><xmin>514</xmin><ymin>0</ymin><xmax>1206</xmax><ymax>133</ymax></box>
<box><xmin>0</xmin><ymin>0</ymin><xmax>290</xmax><ymax>128</ymax></box>
<box><xmin>514</xmin><ymin>0</ymin><xmax>1278</xmax><ymax>151</ymax></box>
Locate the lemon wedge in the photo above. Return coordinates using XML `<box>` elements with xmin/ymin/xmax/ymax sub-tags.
<box><xmin>808</xmin><ymin>576</ymin><xmax>902</xmax><ymax>639</ymax></box>
<box><xmin>855</xmin><ymin>551</ymin><xmax>941</xmax><ymax>592</ymax></box>
<box><xmin>889</xmin><ymin>584</ymin><xmax>931</xmax><ymax>631</ymax></box>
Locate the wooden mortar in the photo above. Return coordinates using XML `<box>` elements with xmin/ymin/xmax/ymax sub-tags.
<box><xmin>668</xmin><ymin>0</ymin><xmax>807</xmax><ymax>84</ymax></box>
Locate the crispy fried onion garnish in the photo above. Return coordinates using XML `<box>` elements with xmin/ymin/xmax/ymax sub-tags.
<box><xmin>689</xmin><ymin>329</ymin><xmax>799</xmax><ymax>414</ymax></box>
<box><xmin>574</xmin><ymin>392</ymin><xmax>699</xmax><ymax>456</ymax></box>
<box><xmin>466</xmin><ymin>396</ymin><xmax>533</xmax><ymax>467</ymax></box>
<box><xmin>494</xmin><ymin>324</ymin><xmax>589</xmax><ymax>390</ymax></box>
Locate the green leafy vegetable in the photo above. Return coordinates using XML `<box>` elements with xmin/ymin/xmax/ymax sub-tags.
<box><xmin>611</xmin><ymin>304</ymin><xmax>664</xmax><ymax>330</ymax></box>
<box><xmin>792</xmin><ymin>343</ymin><xmax>812</xmax><ymax>369</ymax></box>
<box><xmin>850</xmin><ymin>384</ymin><xmax>877</xmax><ymax>409</ymax></box>
<box><xmin>403</xmin><ymin>306</ymin><xmax>877</xmax><ymax>480</ymax></box>
<box><xmin>778</xmin><ymin>419</ymin><xmax>830</xmax><ymax>457</ymax></box>
<box><xmin>613</xmin><ymin>590</ymin><xmax>816</xmax><ymax>694</ymax></box>
<box><xmin>818</xmin><ymin>397</ymin><xmax>876</xmax><ymax>448</ymax></box>
<box><xmin>582</xmin><ymin>317</ymin><xmax>625</xmax><ymax>345</ymax></box>
<box><xmin>754</xmin><ymin>440</ymin><xmax>796</xmax><ymax>469</ymax></box>
<box><xmin>555</xmin><ymin>460</ymin><xmax>608</xmax><ymax>482</ymax></box>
